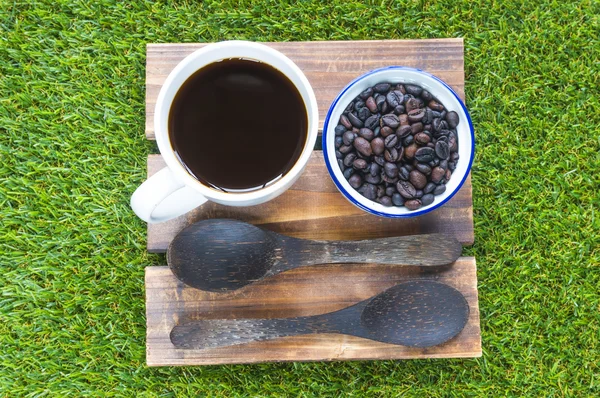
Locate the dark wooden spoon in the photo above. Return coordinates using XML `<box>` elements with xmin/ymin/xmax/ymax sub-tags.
<box><xmin>168</xmin><ymin>219</ymin><xmax>462</xmax><ymax>292</ymax></box>
<box><xmin>171</xmin><ymin>280</ymin><xmax>470</xmax><ymax>349</ymax></box>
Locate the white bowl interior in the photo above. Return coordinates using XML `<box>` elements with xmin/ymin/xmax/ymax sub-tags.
<box><xmin>325</xmin><ymin>68</ymin><xmax>473</xmax><ymax>216</ymax></box>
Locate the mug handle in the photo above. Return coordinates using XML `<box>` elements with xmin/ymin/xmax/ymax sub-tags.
<box><xmin>130</xmin><ymin>167</ymin><xmax>208</xmax><ymax>224</ymax></box>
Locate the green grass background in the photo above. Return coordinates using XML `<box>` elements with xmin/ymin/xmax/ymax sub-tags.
<box><xmin>1</xmin><ymin>0</ymin><xmax>599</xmax><ymax>396</ymax></box>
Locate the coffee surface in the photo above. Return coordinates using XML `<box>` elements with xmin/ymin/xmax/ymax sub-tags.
<box><xmin>169</xmin><ymin>59</ymin><xmax>307</xmax><ymax>191</ymax></box>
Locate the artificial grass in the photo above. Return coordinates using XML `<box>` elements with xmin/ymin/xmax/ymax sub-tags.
<box><xmin>1</xmin><ymin>0</ymin><xmax>599</xmax><ymax>396</ymax></box>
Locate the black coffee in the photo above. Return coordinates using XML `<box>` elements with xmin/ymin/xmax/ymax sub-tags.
<box><xmin>169</xmin><ymin>59</ymin><xmax>307</xmax><ymax>191</ymax></box>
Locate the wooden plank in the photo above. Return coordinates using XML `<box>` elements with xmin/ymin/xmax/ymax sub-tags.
<box><xmin>145</xmin><ymin>39</ymin><xmax>464</xmax><ymax>139</ymax></box>
<box><xmin>146</xmin><ymin>153</ymin><xmax>474</xmax><ymax>252</ymax></box>
<box><xmin>145</xmin><ymin>257</ymin><xmax>481</xmax><ymax>366</ymax></box>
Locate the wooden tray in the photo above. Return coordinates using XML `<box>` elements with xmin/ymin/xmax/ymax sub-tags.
<box><xmin>143</xmin><ymin>39</ymin><xmax>480</xmax><ymax>365</ymax></box>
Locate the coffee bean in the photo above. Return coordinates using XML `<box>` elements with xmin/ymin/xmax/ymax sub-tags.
<box><xmin>448</xmin><ymin>133</ymin><xmax>458</xmax><ymax>152</ymax></box>
<box><xmin>398</xmin><ymin>114</ymin><xmax>409</xmax><ymax>126</ymax></box>
<box><xmin>405</xmin><ymin>84</ymin><xmax>422</xmax><ymax>96</ymax></box>
<box><xmin>381</xmin><ymin>114</ymin><xmax>400</xmax><ymax>129</ymax></box>
<box><xmin>353</xmin><ymin>158</ymin><xmax>368</xmax><ymax>170</ymax></box>
<box><xmin>399</xmin><ymin>166</ymin><xmax>410</xmax><ymax>181</ymax></box>
<box><xmin>415</xmin><ymin>163</ymin><xmax>432</xmax><ymax>175</ymax></box>
<box><xmin>335</xmin><ymin>136</ymin><xmax>343</xmax><ymax>148</ymax></box>
<box><xmin>374</xmin><ymin>83</ymin><xmax>391</xmax><ymax>93</ymax></box>
<box><xmin>384</xmin><ymin>134</ymin><xmax>398</xmax><ymax>148</ymax></box>
<box><xmin>337</xmin><ymin>159</ymin><xmax>344</xmax><ymax>170</ymax></box>
<box><xmin>386</xmin><ymin>186</ymin><xmax>396</xmax><ymax>196</ymax></box>
<box><xmin>404</xmin><ymin>199</ymin><xmax>422</xmax><ymax>210</ymax></box>
<box><xmin>396</xmin><ymin>180</ymin><xmax>417</xmax><ymax>199</ymax></box>
<box><xmin>437</xmin><ymin>135</ymin><xmax>449</xmax><ymax>144</ymax></box>
<box><xmin>384</xmin><ymin>147</ymin><xmax>399</xmax><ymax>162</ymax></box>
<box><xmin>446</xmin><ymin>111</ymin><xmax>459</xmax><ymax>128</ymax></box>
<box><xmin>343</xmin><ymin>152</ymin><xmax>357</xmax><ymax>167</ymax></box>
<box><xmin>451</xmin><ymin>152</ymin><xmax>460</xmax><ymax>161</ymax></box>
<box><xmin>370</xmin><ymin>162</ymin><xmax>381</xmax><ymax>176</ymax></box>
<box><xmin>403</xmin><ymin>135</ymin><xmax>414</xmax><ymax>146</ymax></box>
<box><xmin>408</xmin><ymin>108</ymin><xmax>425</xmax><ymax>123</ymax></box>
<box><xmin>348</xmin><ymin>112</ymin><xmax>363</xmax><ymax>128</ymax></box>
<box><xmin>415</xmin><ymin>189</ymin><xmax>424</xmax><ymax>199</ymax></box>
<box><xmin>360</xmin><ymin>182</ymin><xmax>377</xmax><ymax>199</ymax></box>
<box><xmin>371</xmin><ymin>137</ymin><xmax>385</xmax><ymax>155</ymax></box>
<box><xmin>409</xmin><ymin>170</ymin><xmax>427</xmax><ymax>189</ymax></box>
<box><xmin>343</xmin><ymin>131</ymin><xmax>356</xmax><ymax>146</ymax></box>
<box><xmin>414</xmin><ymin>132</ymin><xmax>431</xmax><ymax>145</ymax></box>
<box><xmin>404</xmin><ymin>143</ymin><xmax>418</xmax><ymax>159</ymax></box>
<box><xmin>421</xmin><ymin>193</ymin><xmax>434</xmax><ymax>206</ymax></box>
<box><xmin>415</xmin><ymin>147</ymin><xmax>435</xmax><ymax>163</ymax></box>
<box><xmin>435</xmin><ymin>141</ymin><xmax>450</xmax><ymax>160</ymax></box>
<box><xmin>353</xmin><ymin>137</ymin><xmax>372</xmax><ymax>157</ymax></box>
<box><xmin>427</xmin><ymin>142</ymin><xmax>435</xmax><ymax>149</ymax></box>
<box><xmin>428</xmin><ymin>100</ymin><xmax>445</xmax><ymax>111</ymax></box>
<box><xmin>440</xmin><ymin>110</ymin><xmax>447</xmax><ymax>120</ymax></box>
<box><xmin>448</xmin><ymin>161</ymin><xmax>456</xmax><ymax>171</ymax></box>
<box><xmin>396</xmin><ymin>125</ymin><xmax>412</xmax><ymax>138</ymax></box>
<box><xmin>373</xmin><ymin>127</ymin><xmax>381</xmax><ymax>137</ymax></box>
<box><xmin>396</xmin><ymin>84</ymin><xmax>406</xmax><ymax>94</ymax></box>
<box><xmin>335</xmin><ymin>150</ymin><xmax>342</xmax><ymax>159</ymax></box>
<box><xmin>405</xmin><ymin>98</ymin><xmax>420</xmax><ymax>113</ymax></box>
<box><xmin>354</xmin><ymin>100</ymin><xmax>365</xmax><ymax>112</ymax></box>
<box><xmin>358</xmin><ymin>107</ymin><xmax>371</xmax><ymax>121</ymax></box>
<box><xmin>365</xmin><ymin>96</ymin><xmax>378</xmax><ymax>113</ymax></box>
<box><xmin>422</xmin><ymin>108</ymin><xmax>433</xmax><ymax>124</ymax></box>
<box><xmin>397</xmin><ymin>146</ymin><xmax>405</xmax><ymax>160</ymax></box>
<box><xmin>392</xmin><ymin>193</ymin><xmax>404</xmax><ymax>206</ymax></box>
<box><xmin>340</xmin><ymin>114</ymin><xmax>352</xmax><ymax>129</ymax></box>
<box><xmin>386</xmin><ymin>91</ymin><xmax>404</xmax><ymax>108</ymax></box>
<box><xmin>433</xmin><ymin>184</ymin><xmax>446</xmax><ymax>196</ymax></box>
<box><xmin>446</xmin><ymin>169</ymin><xmax>452</xmax><ymax>180</ymax></box>
<box><xmin>405</xmin><ymin>164</ymin><xmax>414</xmax><ymax>171</ymax></box>
<box><xmin>343</xmin><ymin>168</ymin><xmax>354</xmax><ymax>180</ymax></box>
<box><xmin>374</xmin><ymin>155</ymin><xmax>385</xmax><ymax>166</ymax></box>
<box><xmin>345</xmin><ymin>102</ymin><xmax>354</xmax><ymax>113</ymax></box>
<box><xmin>365</xmin><ymin>114</ymin><xmax>380</xmax><ymax>130</ymax></box>
<box><xmin>359</xmin><ymin>87</ymin><xmax>374</xmax><ymax>100</ymax></box>
<box><xmin>339</xmin><ymin>144</ymin><xmax>353</xmax><ymax>154</ymax></box>
<box><xmin>335</xmin><ymin>125</ymin><xmax>346</xmax><ymax>136</ymax></box>
<box><xmin>376</xmin><ymin>185</ymin><xmax>385</xmax><ymax>198</ymax></box>
<box><xmin>439</xmin><ymin>159</ymin><xmax>448</xmax><ymax>171</ymax></box>
<box><xmin>378</xmin><ymin>196</ymin><xmax>393</xmax><ymax>207</ymax></box>
<box><xmin>364</xmin><ymin>173</ymin><xmax>381</xmax><ymax>185</ymax></box>
<box><xmin>432</xmin><ymin>118</ymin><xmax>444</xmax><ymax>133</ymax></box>
<box><xmin>380</xmin><ymin>126</ymin><xmax>395</xmax><ymax>137</ymax></box>
<box><xmin>421</xmin><ymin>90</ymin><xmax>433</xmax><ymax>101</ymax></box>
<box><xmin>411</xmin><ymin>122</ymin><xmax>424</xmax><ymax>134</ymax></box>
<box><xmin>424</xmin><ymin>182</ymin><xmax>436</xmax><ymax>194</ymax></box>
<box><xmin>359</xmin><ymin>128</ymin><xmax>374</xmax><ymax>141</ymax></box>
<box><xmin>393</xmin><ymin>105</ymin><xmax>405</xmax><ymax>115</ymax></box>
<box><xmin>384</xmin><ymin>162</ymin><xmax>399</xmax><ymax>178</ymax></box>
<box><xmin>430</xmin><ymin>166</ymin><xmax>445</xmax><ymax>183</ymax></box>
<box><xmin>375</xmin><ymin>95</ymin><xmax>386</xmax><ymax>111</ymax></box>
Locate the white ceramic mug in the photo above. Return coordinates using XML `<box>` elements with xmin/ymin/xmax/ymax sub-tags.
<box><xmin>131</xmin><ymin>41</ymin><xmax>319</xmax><ymax>223</ymax></box>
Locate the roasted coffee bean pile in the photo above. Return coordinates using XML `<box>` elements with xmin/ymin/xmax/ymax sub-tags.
<box><xmin>334</xmin><ymin>82</ymin><xmax>460</xmax><ymax>211</ymax></box>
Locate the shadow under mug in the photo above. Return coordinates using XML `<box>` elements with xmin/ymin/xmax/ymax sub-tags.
<box><xmin>131</xmin><ymin>41</ymin><xmax>319</xmax><ymax>224</ymax></box>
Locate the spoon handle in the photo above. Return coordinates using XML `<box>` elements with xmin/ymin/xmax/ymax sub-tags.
<box><xmin>274</xmin><ymin>233</ymin><xmax>462</xmax><ymax>274</ymax></box>
<box><xmin>170</xmin><ymin>315</ymin><xmax>333</xmax><ymax>350</ymax></box>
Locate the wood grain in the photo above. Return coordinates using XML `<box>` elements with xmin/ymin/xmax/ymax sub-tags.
<box><xmin>146</xmin><ymin>153</ymin><xmax>474</xmax><ymax>252</ymax></box>
<box><xmin>145</xmin><ymin>39</ymin><xmax>465</xmax><ymax>139</ymax></box>
<box><xmin>146</xmin><ymin>257</ymin><xmax>481</xmax><ymax>366</ymax></box>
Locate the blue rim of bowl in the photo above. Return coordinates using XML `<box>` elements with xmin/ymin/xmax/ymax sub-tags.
<box><xmin>322</xmin><ymin>66</ymin><xmax>475</xmax><ymax>218</ymax></box>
